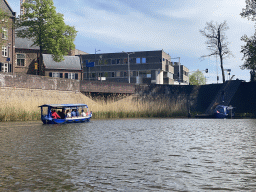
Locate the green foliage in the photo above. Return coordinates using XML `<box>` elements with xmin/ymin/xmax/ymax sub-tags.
<box><xmin>0</xmin><ymin>8</ymin><xmax>11</xmax><ymax>47</ymax></box>
<box><xmin>189</xmin><ymin>70</ymin><xmax>206</xmax><ymax>85</ymax></box>
<box><xmin>16</xmin><ymin>0</ymin><xmax>77</xmax><ymax>62</ymax></box>
<box><xmin>240</xmin><ymin>1</ymin><xmax>256</xmax><ymax>72</ymax></box>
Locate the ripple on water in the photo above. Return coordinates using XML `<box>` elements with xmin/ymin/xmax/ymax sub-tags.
<box><xmin>1</xmin><ymin>119</ymin><xmax>256</xmax><ymax>191</ymax></box>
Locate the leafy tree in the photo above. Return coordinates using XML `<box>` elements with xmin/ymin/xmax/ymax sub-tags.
<box><xmin>200</xmin><ymin>21</ymin><xmax>232</xmax><ymax>83</ymax></box>
<box><xmin>16</xmin><ymin>0</ymin><xmax>77</xmax><ymax>75</ymax></box>
<box><xmin>0</xmin><ymin>8</ymin><xmax>12</xmax><ymax>47</ymax></box>
<box><xmin>240</xmin><ymin>0</ymin><xmax>256</xmax><ymax>76</ymax></box>
<box><xmin>189</xmin><ymin>70</ymin><xmax>206</xmax><ymax>85</ymax></box>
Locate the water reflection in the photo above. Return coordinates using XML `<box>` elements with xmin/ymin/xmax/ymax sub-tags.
<box><xmin>1</xmin><ymin>119</ymin><xmax>256</xmax><ymax>191</ymax></box>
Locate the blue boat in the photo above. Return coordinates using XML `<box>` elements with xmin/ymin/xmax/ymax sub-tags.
<box><xmin>214</xmin><ymin>105</ymin><xmax>235</xmax><ymax>118</ymax></box>
<box><xmin>38</xmin><ymin>104</ymin><xmax>92</xmax><ymax>124</ymax></box>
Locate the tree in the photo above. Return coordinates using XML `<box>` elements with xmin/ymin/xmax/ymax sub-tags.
<box><xmin>200</xmin><ymin>21</ymin><xmax>232</xmax><ymax>83</ymax></box>
<box><xmin>240</xmin><ymin>0</ymin><xmax>256</xmax><ymax>75</ymax></box>
<box><xmin>0</xmin><ymin>8</ymin><xmax>12</xmax><ymax>47</ymax></box>
<box><xmin>189</xmin><ymin>70</ymin><xmax>206</xmax><ymax>85</ymax></box>
<box><xmin>16</xmin><ymin>0</ymin><xmax>77</xmax><ymax>75</ymax></box>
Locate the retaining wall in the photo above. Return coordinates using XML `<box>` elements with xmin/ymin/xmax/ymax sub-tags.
<box><xmin>0</xmin><ymin>73</ymin><xmax>80</xmax><ymax>92</ymax></box>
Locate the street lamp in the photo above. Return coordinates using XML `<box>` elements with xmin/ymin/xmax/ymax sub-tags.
<box><xmin>172</xmin><ymin>57</ymin><xmax>180</xmax><ymax>85</ymax></box>
<box><xmin>95</xmin><ymin>49</ymin><xmax>101</xmax><ymax>80</ymax></box>
<box><xmin>99</xmin><ymin>55</ymin><xmax>102</xmax><ymax>82</ymax></box>
<box><xmin>122</xmin><ymin>51</ymin><xmax>134</xmax><ymax>83</ymax></box>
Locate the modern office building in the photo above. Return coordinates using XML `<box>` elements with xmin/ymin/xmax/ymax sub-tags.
<box><xmin>173</xmin><ymin>62</ymin><xmax>189</xmax><ymax>85</ymax></box>
<box><xmin>80</xmin><ymin>50</ymin><xmax>189</xmax><ymax>85</ymax></box>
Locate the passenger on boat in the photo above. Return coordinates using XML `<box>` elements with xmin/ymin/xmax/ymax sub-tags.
<box><xmin>76</xmin><ymin>109</ymin><xmax>80</xmax><ymax>116</ymax></box>
<box><xmin>81</xmin><ymin>110</ymin><xmax>86</xmax><ymax>117</ymax></box>
<box><xmin>51</xmin><ymin>110</ymin><xmax>60</xmax><ymax>119</ymax></box>
<box><xmin>58</xmin><ymin>109</ymin><xmax>65</xmax><ymax>119</ymax></box>
<box><xmin>66</xmin><ymin>110</ymin><xmax>71</xmax><ymax>118</ymax></box>
<box><xmin>71</xmin><ymin>109</ymin><xmax>76</xmax><ymax>117</ymax></box>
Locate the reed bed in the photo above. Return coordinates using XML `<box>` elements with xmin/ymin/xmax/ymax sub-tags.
<box><xmin>90</xmin><ymin>95</ymin><xmax>188</xmax><ymax>119</ymax></box>
<box><xmin>0</xmin><ymin>87</ymin><xmax>188</xmax><ymax>121</ymax></box>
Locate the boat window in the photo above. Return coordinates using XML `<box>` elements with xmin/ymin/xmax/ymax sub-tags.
<box><xmin>41</xmin><ymin>107</ymin><xmax>48</xmax><ymax>116</ymax></box>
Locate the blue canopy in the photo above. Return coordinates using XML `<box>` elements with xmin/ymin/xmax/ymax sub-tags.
<box><xmin>39</xmin><ymin>104</ymin><xmax>88</xmax><ymax>108</ymax></box>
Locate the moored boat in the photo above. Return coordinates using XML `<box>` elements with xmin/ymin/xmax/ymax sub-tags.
<box><xmin>214</xmin><ymin>105</ymin><xmax>235</xmax><ymax>118</ymax></box>
<box><xmin>38</xmin><ymin>104</ymin><xmax>92</xmax><ymax>124</ymax></box>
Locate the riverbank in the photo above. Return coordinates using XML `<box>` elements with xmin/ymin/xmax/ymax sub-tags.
<box><xmin>0</xmin><ymin>87</ymin><xmax>188</xmax><ymax>121</ymax></box>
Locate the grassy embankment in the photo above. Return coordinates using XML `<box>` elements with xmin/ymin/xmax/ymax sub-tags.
<box><xmin>0</xmin><ymin>87</ymin><xmax>188</xmax><ymax>121</ymax></box>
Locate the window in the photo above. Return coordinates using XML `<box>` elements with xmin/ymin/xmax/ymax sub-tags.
<box><xmin>117</xmin><ymin>59</ymin><xmax>120</xmax><ymax>64</ymax></box>
<box><xmin>123</xmin><ymin>58</ymin><xmax>128</xmax><ymax>64</ymax></box>
<box><xmin>17</xmin><ymin>53</ymin><xmax>25</xmax><ymax>66</ymax></box>
<box><xmin>1</xmin><ymin>63</ymin><xmax>8</xmax><ymax>72</ymax></box>
<box><xmin>68</xmin><ymin>73</ymin><xmax>75</xmax><ymax>79</ymax></box>
<box><xmin>112</xmin><ymin>59</ymin><xmax>116</xmax><ymax>65</ymax></box>
<box><xmin>136</xmin><ymin>58</ymin><xmax>141</xmax><ymax>64</ymax></box>
<box><xmin>52</xmin><ymin>72</ymin><xmax>60</xmax><ymax>78</ymax></box>
<box><xmin>2</xmin><ymin>28</ymin><xmax>7</xmax><ymax>39</ymax></box>
<box><xmin>2</xmin><ymin>46</ymin><xmax>7</xmax><ymax>57</ymax></box>
<box><xmin>64</xmin><ymin>73</ymin><xmax>78</xmax><ymax>79</ymax></box>
<box><xmin>142</xmin><ymin>58</ymin><xmax>146</xmax><ymax>63</ymax></box>
<box><xmin>116</xmin><ymin>71</ymin><xmax>120</xmax><ymax>77</ymax></box>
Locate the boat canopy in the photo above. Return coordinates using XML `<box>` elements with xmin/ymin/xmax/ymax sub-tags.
<box><xmin>38</xmin><ymin>104</ymin><xmax>88</xmax><ymax>108</ymax></box>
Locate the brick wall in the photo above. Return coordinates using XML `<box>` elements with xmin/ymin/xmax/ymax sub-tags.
<box><xmin>0</xmin><ymin>73</ymin><xmax>80</xmax><ymax>92</ymax></box>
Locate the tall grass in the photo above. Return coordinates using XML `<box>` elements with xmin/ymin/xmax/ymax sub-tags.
<box><xmin>0</xmin><ymin>88</ymin><xmax>188</xmax><ymax>121</ymax></box>
<box><xmin>90</xmin><ymin>95</ymin><xmax>188</xmax><ymax>119</ymax></box>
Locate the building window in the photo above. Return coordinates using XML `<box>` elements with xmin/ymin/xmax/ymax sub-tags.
<box><xmin>2</xmin><ymin>46</ymin><xmax>7</xmax><ymax>57</ymax></box>
<box><xmin>136</xmin><ymin>58</ymin><xmax>141</xmax><ymax>64</ymax></box>
<box><xmin>123</xmin><ymin>58</ymin><xmax>128</xmax><ymax>64</ymax></box>
<box><xmin>52</xmin><ymin>72</ymin><xmax>60</xmax><ymax>78</ymax></box>
<box><xmin>64</xmin><ymin>73</ymin><xmax>78</xmax><ymax>79</ymax></box>
<box><xmin>116</xmin><ymin>71</ymin><xmax>120</xmax><ymax>77</ymax></box>
<box><xmin>68</xmin><ymin>73</ymin><xmax>75</xmax><ymax>79</ymax></box>
<box><xmin>112</xmin><ymin>59</ymin><xmax>116</xmax><ymax>65</ymax></box>
<box><xmin>2</xmin><ymin>27</ymin><xmax>7</xmax><ymax>39</ymax></box>
<box><xmin>17</xmin><ymin>53</ymin><xmax>25</xmax><ymax>66</ymax></box>
<box><xmin>117</xmin><ymin>59</ymin><xmax>120</xmax><ymax>64</ymax></box>
<box><xmin>142</xmin><ymin>58</ymin><xmax>146</xmax><ymax>63</ymax></box>
<box><xmin>1</xmin><ymin>63</ymin><xmax>8</xmax><ymax>72</ymax></box>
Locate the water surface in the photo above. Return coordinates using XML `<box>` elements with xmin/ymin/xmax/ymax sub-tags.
<box><xmin>1</xmin><ymin>119</ymin><xmax>256</xmax><ymax>191</ymax></box>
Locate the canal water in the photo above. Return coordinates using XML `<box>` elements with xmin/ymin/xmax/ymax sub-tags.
<box><xmin>1</xmin><ymin>119</ymin><xmax>256</xmax><ymax>191</ymax></box>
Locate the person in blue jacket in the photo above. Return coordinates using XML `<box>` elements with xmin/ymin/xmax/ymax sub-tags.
<box><xmin>71</xmin><ymin>109</ymin><xmax>76</xmax><ymax>117</ymax></box>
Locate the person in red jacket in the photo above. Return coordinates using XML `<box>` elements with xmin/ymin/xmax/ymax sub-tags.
<box><xmin>51</xmin><ymin>110</ymin><xmax>60</xmax><ymax>119</ymax></box>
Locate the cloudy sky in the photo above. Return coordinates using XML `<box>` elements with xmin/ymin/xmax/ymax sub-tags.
<box><xmin>7</xmin><ymin>0</ymin><xmax>255</xmax><ymax>83</ymax></box>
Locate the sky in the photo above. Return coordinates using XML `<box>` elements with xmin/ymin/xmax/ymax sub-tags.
<box><xmin>7</xmin><ymin>0</ymin><xmax>256</xmax><ymax>84</ymax></box>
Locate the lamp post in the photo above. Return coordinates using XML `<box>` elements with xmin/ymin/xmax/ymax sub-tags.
<box><xmin>95</xmin><ymin>49</ymin><xmax>101</xmax><ymax>80</ymax></box>
<box><xmin>122</xmin><ymin>51</ymin><xmax>134</xmax><ymax>83</ymax></box>
<box><xmin>172</xmin><ymin>57</ymin><xmax>180</xmax><ymax>85</ymax></box>
<box><xmin>99</xmin><ymin>55</ymin><xmax>102</xmax><ymax>82</ymax></box>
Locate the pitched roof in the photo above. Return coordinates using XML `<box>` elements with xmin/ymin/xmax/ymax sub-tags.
<box><xmin>15</xmin><ymin>37</ymin><xmax>40</xmax><ymax>50</ymax></box>
<box><xmin>0</xmin><ymin>0</ymin><xmax>15</xmax><ymax>16</ymax></box>
<box><xmin>43</xmin><ymin>54</ymin><xmax>81</xmax><ymax>71</ymax></box>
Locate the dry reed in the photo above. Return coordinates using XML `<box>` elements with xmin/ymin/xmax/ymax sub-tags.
<box><xmin>0</xmin><ymin>87</ymin><xmax>188</xmax><ymax>121</ymax></box>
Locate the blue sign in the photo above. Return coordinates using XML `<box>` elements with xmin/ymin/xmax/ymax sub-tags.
<box><xmin>86</xmin><ymin>62</ymin><xmax>95</xmax><ymax>67</ymax></box>
<box><xmin>6</xmin><ymin>58</ymin><xmax>10</xmax><ymax>61</ymax></box>
<box><xmin>85</xmin><ymin>60</ymin><xmax>95</xmax><ymax>67</ymax></box>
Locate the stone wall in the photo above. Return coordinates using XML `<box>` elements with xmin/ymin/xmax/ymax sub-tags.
<box><xmin>0</xmin><ymin>73</ymin><xmax>80</xmax><ymax>92</ymax></box>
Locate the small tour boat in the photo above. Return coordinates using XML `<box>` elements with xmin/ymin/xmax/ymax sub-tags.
<box><xmin>39</xmin><ymin>104</ymin><xmax>92</xmax><ymax>124</ymax></box>
<box><xmin>214</xmin><ymin>105</ymin><xmax>235</xmax><ymax>118</ymax></box>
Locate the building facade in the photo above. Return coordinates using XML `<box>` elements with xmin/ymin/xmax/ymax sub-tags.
<box><xmin>0</xmin><ymin>0</ymin><xmax>15</xmax><ymax>73</ymax></box>
<box><xmin>173</xmin><ymin>62</ymin><xmax>189</xmax><ymax>85</ymax></box>
<box><xmin>80</xmin><ymin>50</ymin><xmax>181</xmax><ymax>85</ymax></box>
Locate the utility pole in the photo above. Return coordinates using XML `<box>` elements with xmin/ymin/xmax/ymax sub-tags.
<box><xmin>122</xmin><ymin>51</ymin><xmax>134</xmax><ymax>83</ymax></box>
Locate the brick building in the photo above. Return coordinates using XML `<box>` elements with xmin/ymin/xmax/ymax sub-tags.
<box><xmin>0</xmin><ymin>0</ymin><xmax>15</xmax><ymax>73</ymax></box>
